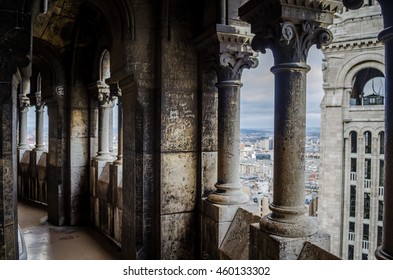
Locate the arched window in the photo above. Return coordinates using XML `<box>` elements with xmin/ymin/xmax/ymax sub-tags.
<box><xmin>100</xmin><ymin>50</ymin><xmax>111</xmax><ymax>82</ymax></box>
<box><xmin>350</xmin><ymin>131</ymin><xmax>357</xmax><ymax>153</ymax></box>
<box><xmin>364</xmin><ymin>131</ymin><xmax>372</xmax><ymax>154</ymax></box>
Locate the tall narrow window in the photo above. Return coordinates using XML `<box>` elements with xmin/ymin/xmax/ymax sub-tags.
<box><xmin>351</xmin><ymin>132</ymin><xmax>357</xmax><ymax>153</ymax></box>
<box><xmin>378</xmin><ymin>226</ymin><xmax>383</xmax><ymax>246</ymax></box>
<box><xmin>378</xmin><ymin>201</ymin><xmax>383</xmax><ymax>222</ymax></box>
<box><xmin>380</xmin><ymin>160</ymin><xmax>384</xmax><ymax>187</ymax></box>
<box><xmin>364</xmin><ymin>159</ymin><xmax>371</xmax><ymax>179</ymax></box>
<box><xmin>380</xmin><ymin>132</ymin><xmax>384</xmax><ymax>154</ymax></box>
<box><xmin>364</xmin><ymin>193</ymin><xmax>370</xmax><ymax>219</ymax></box>
<box><xmin>350</xmin><ymin>185</ymin><xmax>356</xmax><ymax>217</ymax></box>
<box><xmin>351</xmin><ymin>158</ymin><xmax>357</xmax><ymax>173</ymax></box>
<box><xmin>364</xmin><ymin>131</ymin><xmax>372</xmax><ymax>154</ymax></box>
<box><xmin>348</xmin><ymin>245</ymin><xmax>354</xmax><ymax>260</ymax></box>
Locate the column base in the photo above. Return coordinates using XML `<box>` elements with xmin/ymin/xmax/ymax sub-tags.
<box><xmin>207</xmin><ymin>183</ymin><xmax>250</xmax><ymax>205</ymax></box>
<box><xmin>375</xmin><ymin>246</ymin><xmax>393</xmax><ymax>260</ymax></box>
<box><xmin>249</xmin><ymin>222</ymin><xmax>331</xmax><ymax>260</ymax></box>
<box><xmin>260</xmin><ymin>212</ymin><xmax>319</xmax><ymax>237</ymax></box>
<box><xmin>94</xmin><ymin>153</ymin><xmax>114</xmax><ymax>161</ymax></box>
<box><xmin>201</xmin><ymin>198</ymin><xmax>258</xmax><ymax>259</ymax></box>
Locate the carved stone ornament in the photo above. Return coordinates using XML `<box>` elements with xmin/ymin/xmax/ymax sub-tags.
<box><xmin>251</xmin><ymin>20</ymin><xmax>332</xmax><ymax>64</ymax></box>
<box><xmin>56</xmin><ymin>85</ymin><xmax>65</xmax><ymax>99</ymax></box>
<box><xmin>94</xmin><ymin>82</ymin><xmax>116</xmax><ymax>107</ymax></box>
<box><xmin>215</xmin><ymin>52</ymin><xmax>259</xmax><ymax>81</ymax></box>
<box><xmin>19</xmin><ymin>94</ymin><xmax>30</xmax><ymax>112</ymax></box>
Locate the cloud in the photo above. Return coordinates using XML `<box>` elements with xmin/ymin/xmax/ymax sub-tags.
<box><xmin>241</xmin><ymin>47</ymin><xmax>325</xmax><ymax>129</ymax></box>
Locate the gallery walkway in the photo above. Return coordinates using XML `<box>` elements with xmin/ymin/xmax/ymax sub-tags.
<box><xmin>18</xmin><ymin>201</ymin><xmax>124</xmax><ymax>260</ymax></box>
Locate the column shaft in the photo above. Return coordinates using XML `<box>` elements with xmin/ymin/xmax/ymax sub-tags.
<box><xmin>18</xmin><ymin>107</ymin><xmax>29</xmax><ymax>149</ymax></box>
<box><xmin>271</xmin><ymin>63</ymin><xmax>308</xmax><ymax>213</ymax></box>
<box><xmin>34</xmin><ymin>105</ymin><xmax>46</xmax><ymax>151</ymax></box>
<box><xmin>208</xmin><ymin>80</ymin><xmax>248</xmax><ymax>205</ymax></box>
<box><xmin>96</xmin><ymin>104</ymin><xmax>113</xmax><ymax>160</ymax></box>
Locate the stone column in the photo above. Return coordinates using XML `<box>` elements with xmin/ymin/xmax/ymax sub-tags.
<box><xmin>375</xmin><ymin>0</ymin><xmax>393</xmax><ymax>260</ymax></box>
<box><xmin>240</xmin><ymin>0</ymin><xmax>340</xmax><ymax>259</ymax></box>
<box><xmin>198</xmin><ymin>27</ymin><xmax>258</xmax><ymax>259</ymax></box>
<box><xmin>18</xmin><ymin>77</ymin><xmax>30</xmax><ymax>150</ymax></box>
<box><xmin>33</xmin><ymin>90</ymin><xmax>46</xmax><ymax>151</ymax></box>
<box><xmin>207</xmin><ymin>52</ymin><xmax>257</xmax><ymax>205</ymax></box>
<box><xmin>92</xmin><ymin>81</ymin><xmax>116</xmax><ymax>161</ymax></box>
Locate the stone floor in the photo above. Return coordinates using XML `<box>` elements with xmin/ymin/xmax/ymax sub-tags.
<box><xmin>18</xmin><ymin>201</ymin><xmax>124</xmax><ymax>260</ymax></box>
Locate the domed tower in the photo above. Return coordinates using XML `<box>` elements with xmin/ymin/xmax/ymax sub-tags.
<box><xmin>319</xmin><ymin>1</ymin><xmax>384</xmax><ymax>260</ymax></box>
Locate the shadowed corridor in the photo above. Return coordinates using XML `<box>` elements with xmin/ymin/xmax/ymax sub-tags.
<box><xmin>18</xmin><ymin>202</ymin><xmax>124</xmax><ymax>260</ymax></box>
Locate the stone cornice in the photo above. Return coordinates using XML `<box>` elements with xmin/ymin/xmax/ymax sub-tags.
<box><xmin>323</xmin><ymin>38</ymin><xmax>383</xmax><ymax>51</ymax></box>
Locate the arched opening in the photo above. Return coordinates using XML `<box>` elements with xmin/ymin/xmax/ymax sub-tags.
<box><xmin>350</xmin><ymin>68</ymin><xmax>385</xmax><ymax>106</ymax></box>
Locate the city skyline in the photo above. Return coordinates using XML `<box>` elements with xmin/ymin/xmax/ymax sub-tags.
<box><xmin>241</xmin><ymin>46</ymin><xmax>324</xmax><ymax>129</ymax></box>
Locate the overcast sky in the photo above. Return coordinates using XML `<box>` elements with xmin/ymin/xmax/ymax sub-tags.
<box><xmin>240</xmin><ymin>46</ymin><xmax>324</xmax><ymax>129</ymax></box>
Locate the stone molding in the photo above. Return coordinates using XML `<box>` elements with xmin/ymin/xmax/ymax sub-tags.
<box><xmin>323</xmin><ymin>38</ymin><xmax>383</xmax><ymax>51</ymax></box>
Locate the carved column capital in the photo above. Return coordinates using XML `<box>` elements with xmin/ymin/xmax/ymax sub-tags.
<box><xmin>196</xmin><ymin>24</ymin><xmax>258</xmax><ymax>81</ymax></box>
<box><xmin>89</xmin><ymin>81</ymin><xmax>115</xmax><ymax>107</ymax></box>
<box><xmin>240</xmin><ymin>0</ymin><xmax>341</xmax><ymax>64</ymax></box>
<box><xmin>216</xmin><ymin>51</ymin><xmax>259</xmax><ymax>81</ymax></box>
<box><xmin>252</xmin><ymin>20</ymin><xmax>332</xmax><ymax>64</ymax></box>
<box><xmin>19</xmin><ymin>95</ymin><xmax>30</xmax><ymax>112</ymax></box>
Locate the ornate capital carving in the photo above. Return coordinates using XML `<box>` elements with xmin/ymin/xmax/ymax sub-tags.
<box><xmin>196</xmin><ymin>24</ymin><xmax>258</xmax><ymax>81</ymax></box>
<box><xmin>19</xmin><ymin>94</ymin><xmax>30</xmax><ymax>112</ymax></box>
<box><xmin>89</xmin><ymin>81</ymin><xmax>116</xmax><ymax>107</ymax></box>
<box><xmin>215</xmin><ymin>51</ymin><xmax>259</xmax><ymax>81</ymax></box>
<box><xmin>240</xmin><ymin>0</ymin><xmax>340</xmax><ymax>64</ymax></box>
<box><xmin>252</xmin><ymin>20</ymin><xmax>332</xmax><ymax>64</ymax></box>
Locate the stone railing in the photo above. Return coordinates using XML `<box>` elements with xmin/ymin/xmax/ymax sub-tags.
<box><xmin>18</xmin><ymin>150</ymin><xmax>48</xmax><ymax>205</ymax></box>
<box><xmin>90</xmin><ymin>159</ymin><xmax>123</xmax><ymax>245</ymax></box>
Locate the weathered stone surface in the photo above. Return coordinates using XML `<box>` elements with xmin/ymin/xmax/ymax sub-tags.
<box><xmin>70</xmin><ymin>165</ymin><xmax>88</xmax><ymax>192</ymax></box>
<box><xmin>70</xmin><ymin>109</ymin><xmax>89</xmax><ymax>137</ymax></box>
<box><xmin>161</xmin><ymin>212</ymin><xmax>195</xmax><ymax>259</ymax></box>
<box><xmin>161</xmin><ymin>152</ymin><xmax>197</xmax><ymax>214</ymax></box>
<box><xmin>201</xmin><ymin>88</ymin><xmax>218</xmax><ymax>152</ymax></box>
<box><xmin>298</xmin><ymin>242</ymin><xmax>340</xmax><ymax>260</ymax></box>
<box><xmin>219</xmin><ymin>208</ymin><xmax>260</xmax><ymax>260</ymax></box>
<box><xmin>249</xmin><ymin>223</ymin><xmax>331</xmax><ymax>260</ymax></box>
<box><xmin>97</xmin><ymin>163</ymin><xmax>111</xmax><ymax>202</ymax></box>
<box><xmin>201</xmin><ymin>199</ymin><xmax>258</xmax><ymax>260</ymax></box>
<box><xmin>69</xmin><ymin>137</ymin><xmax>89</xmax><ymax>167</ymax></box>
<box><xmin>202</xmin><ymin>214</ymin><xmax>231</xmax><ymax>260</ymax></box>
<box><xmin>201</xmin><ymin>152</ymin><xmax>217</xmax><ymax>197</ymax></box>
<box><xmin>161</xmin><ymin>91</ymin><xmax>197</xmax><ymax>152</ymax></box>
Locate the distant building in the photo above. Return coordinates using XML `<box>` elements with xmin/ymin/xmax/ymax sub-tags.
<box><xmin>319</xmin><ymin>2</ymin><xmax>384</xmax><ymax>260</ymax></box>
